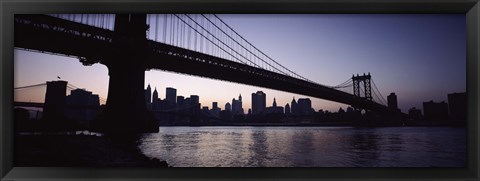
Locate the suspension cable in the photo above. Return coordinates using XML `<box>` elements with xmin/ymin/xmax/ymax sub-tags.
<box><xmin>14</xmin><ymin>83</ymin><xmax>47</xmax><ymax>90</ymax></box>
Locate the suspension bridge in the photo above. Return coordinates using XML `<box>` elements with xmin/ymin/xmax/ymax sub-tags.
<box><xmin>14</xmin><ymin>14</ymin><xmax>397</xmax><ymax>132</ymax></box>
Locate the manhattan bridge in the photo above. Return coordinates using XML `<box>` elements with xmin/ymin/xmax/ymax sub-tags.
<box><xmin>14</xmin><ymin>14</ymin><xmax>401</xmax><ymax>132</ymax></box>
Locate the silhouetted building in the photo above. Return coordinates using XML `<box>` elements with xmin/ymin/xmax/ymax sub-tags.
<box><xmin>387</xmin><ymin>92</ymin><xmax>399</xmax><ymax>111</ymax></box>
<box><xmin>220</xmin><ymin>110</ymin><xmax>232</xmax><ymax>121</ymax></box>
<box><xmin>43</xmin><ymin>80</ymin><xmax>67</xmax><ymax>121</ymax></box>
<box><xmin>291</xmin><ymin>97</ymin><xmax>298</xmax><ymax>115</ymax></box>
<box><xmin>423</xmin><ymin>100</ymin><xmax>449</xmax><ymax>121</ymax></box>
<box><xmin>285</xmin><ymin>103</ymin><xmax>291</xmax><ymax>115</ymax></box>
<box><xmin>189</xmin><ymin>95</ymin><xmax>201</xmax><ymax>115</ymax></box>
<box><xmin>252</xmin><ymin>91</ymin><xmax>266</xmax><ymax>115</ymax></box>
<box><xmin>408</xmin><ymin>107</ymin><xmax>422</xmax><ymax>121</ymax></box>
<box><xmin>225</xmin><ymin>102</ymin><xmax>231</xmax><ymax>112</ymax></box>
<box><xmin>145</xmin><ymin>84</ymin><xmax>151</xmax><ymax>104</ymax></box>
<box><xmin>448</xmin><ymin>92</ymin><xmax>466</xmax><ymax>121</ymax></box>
<box><xmin>202</xmin><ymin>106</ymin><xmax>209</xmax><ymax>111</ymax></box>
<box><xmin>152</xmin><ymin>87</ymin><xmax>158</xmax><ymax>100</ymax></box>
<box><xmin>65</xmin><ymin>89</ymin><xmax>100</xmax><ymax>126</ymax></box>
<box><xmin>298</xmin><ymin>98</ymin><xmax>313</xmax><ymax>115</ymax></box>
<box><xmin>151</xmin><ymin>88</ymin><xmax>161</xmax><ymax>111</ymax></box>
<box><xmin>177</xmin><ymin>96</ymin><xmax>185</xmax><ymax>112</ymax></box>
<box><xmin>166</xmin><ymin>87</ymin><xmax>177</xmax><ymax>107</ymax></box>
<box><xmin>264</xmin><ymin>98</ymin><xmax>283</xmax><ymax>114</ymax></box>
<box><xmin>232</xmin><ymin>94</ymin><xmax>244</xmax><ymax>115</ymax></box>
<box><xmin>211</xmin><ymin>102</ymin><xmax>220</xmax><ymax>118</ymax></box>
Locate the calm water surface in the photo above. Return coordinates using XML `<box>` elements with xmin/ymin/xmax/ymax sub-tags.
<box><xmin>138</xmin><ymin>127</ymin><xmax>466</xmax><ymax>167</ymax></box>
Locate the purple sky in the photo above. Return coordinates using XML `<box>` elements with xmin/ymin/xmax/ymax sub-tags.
<box><xmin>14</xmin><ymin>14</ymin><xmax>466</xmax><ymax>113</ymax></box>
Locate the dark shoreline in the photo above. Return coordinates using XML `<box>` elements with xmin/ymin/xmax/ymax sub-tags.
<box><xmin>15</xmin><ymin>134</ymin><xmax>170</xmax><ymax>167</ymax></box>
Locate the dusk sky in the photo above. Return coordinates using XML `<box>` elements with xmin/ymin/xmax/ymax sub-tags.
<box><xmin>14</xmin><ymin>14</ymin><xmax>466</xmax><ymax>113</ymax></box>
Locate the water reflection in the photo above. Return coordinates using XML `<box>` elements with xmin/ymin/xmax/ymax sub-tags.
<box><xmin>138</xmin><ymin>127</ymin><xmax>466</xmax><ymax>167</ymax></box>
<box><xmin>248</xmin><ymin>129</ymin><xmax>268</xmax><ymax>166</ymax></box>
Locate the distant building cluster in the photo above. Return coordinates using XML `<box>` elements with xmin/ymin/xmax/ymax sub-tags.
<box><xmin>144</xmin><ymin>84</ymin><xmax>201</xmax><ymax>122</ymax></box>
<box><xmin>17</xmin><ymin>80</ymin><xmax>466</xmax><ymax>129</ymax></box>
<box><xmin>385</xmin><ymin>91</ymin><xmax>466</xmax><ymax>122</ymax></box>
<box><xmin>417</xmin><ymin>92</ymin><xmax>466</xmax><ymax>121</ymax></box>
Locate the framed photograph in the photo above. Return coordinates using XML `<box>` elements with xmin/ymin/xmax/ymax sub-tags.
<box><xmin>1</xmin><ymin>0</ymin><xmax>479</xmax><ymax>180</ymax></box>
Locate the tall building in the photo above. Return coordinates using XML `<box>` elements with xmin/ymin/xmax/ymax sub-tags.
<box><xmin>251</xmin><ymin>91</ymin><xmax>266</xmax><ymax>115</ymax></box>
<box><xmin>238</xmin><ymin>94</ymin><xmax>243</xmax><ymax>114</ymax></box>
<box><xmin>189</xmin><ymin>95</ymin><xmax>200</xmax><ymax>115</ymax></box>
<box><xmin>144</xmin><ymin>84</ymin><xmax>151</xmax><ymax>104</ymax></box>
<box><xmin>43</xmin><ymin>80</ymin><xmax>68</xmax><ymax>120</ymax></box>
<box><xmin>152</xmin><ymin>87</ymin><xmax>158</xmax><ymax>101</ymax></box>
<box><xmin>298</xmin><ymin>98</ymin><xmax>313</xmax><ymax>115</ymax></box>
<box><xmin>151</xmin><ymin>88</ymin><xmax>159</xmax><ymax>111</ymax></box>
<box><xmin>285</xmin><ymin>103</ymin><xmax>291</xmax><ymax>114</ymax></box>
<box><xmin>211</xmin><ymin>102</ymin><xmax>220</xmax><ymax>118</ymax></box>
<box><xmin>232</xmin><ymin>94</ymin><xmax>244</xmax><ymax>115</ymax></box>
<box><xmin>177</xmin><ymin>96</ymin><xmax>185</xmax><ymax>112</ymax></box>
<box><xmin>387</xmin><ymin>92</ymin><xmax>399</xmax><ymax>111</ymax></box>
<box><xmin>225</xmin><ymin>102</ymin><xmax>231</xmax><ymax>112</ymax></box>
<box><xmin>423</xmin><ymin>100</ymin><xmax>449</xmax><ymax>121</ymax></box>
<box><xmin>166</xmin><ymin>87</ymin><xmax>177</xmax><ymax>107</ymax></box>
<box><xmin>291</xmin><ymin>97</ymin><xmax>298</xmax><ymax>115</ymax></box>
<box><xmin>448</xmin><ymin>92</ymin><xmax>466</xmax><ymax>121</ymax></box>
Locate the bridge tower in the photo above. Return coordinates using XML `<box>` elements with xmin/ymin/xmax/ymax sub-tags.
<box><xmin>352</xmin><ymin>73</ymin><xmax>372</xmax><ymax>111</ymax></box>
<box><xmin>95</xmin><ymin>14</ymin><xmax>158</xmax><ymax>133</ymax></box>
<box><xmin>352</xmin><ymin>73</ymin><xmax>372</xmax><ymax>100</ymax></box>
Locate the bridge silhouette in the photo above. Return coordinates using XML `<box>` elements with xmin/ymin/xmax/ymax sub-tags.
<box><xmin>14</xmin><ymin>14</ymin><xmax>397</xmax><ymax>133</ymax></box>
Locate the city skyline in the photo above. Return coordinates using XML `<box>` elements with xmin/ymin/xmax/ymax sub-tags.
<box><xmin>14</xmin><ymin>14</ymin><xmax>466</xmax><ymax>113</ymax></box>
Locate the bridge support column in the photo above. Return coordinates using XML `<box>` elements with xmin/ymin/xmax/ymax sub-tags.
<box><xmin>94</xmin><ymin>14</ymin><xmax>158</xmax><ymax>133</ymax></box>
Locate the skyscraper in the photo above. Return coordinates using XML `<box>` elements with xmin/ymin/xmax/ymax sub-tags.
<box><xmin>150</xmin><ymin>87</ymin><xmax>158</xmax><ymax>111</ymax></box>
<box><xmin>144</xmin><ymin>84</ymin><xmax>151</xmax><ymax>104</ymax></box>
<box><xmin>238</xmin><ymin>94</ymin><xmax>243</xmax><ymax>114</ymax></box>
<box><xmin>152</xmin><ymin>87</ymin><xmax>158</xmax><ymax>101</ymax></box>
<box><xmin>166</xmin><ymin>87</ymin><xmax>177</xmax><ymax>107</ymax></box>
<box><xmin>387</xmin><ymin>92</ymin><xmax>398</xmax><ymax>111</ymax></box>
<box><xmin>231</xmin><ymin>94</ymin><xmax>244</xmax><ymax>115</ymax></box>
<box><xmin>190</xmin><ymin>95</ymin><xmax>201</xmax><ymax>110</ymax></box>
<box><xmin>298</xmin><ymin>98</ymin><xmax>312</xmax><ymax>115</ymax></box>
<box><xmin>251</xmin><ymin>91</ymin><xmax>266</xmax><ymax>115</ymax></box>
<box><xmin>211</xmin><ymin>102</ymin><xmax>220</xmax><ymax>118</ymax></box>
<box><xmin>291</xmin><ymin>97</ymin><xmax>298</xmax><ymax>115</ymax></box>
<box><xmin>177</xmin><ymin>96</ymin><xmax>185</xmax><ymax>112</ymax></box>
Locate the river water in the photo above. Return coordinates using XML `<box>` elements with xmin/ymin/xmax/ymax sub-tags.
<box><xmin>138</xmin><ymin>126</ymin><xmax>466</xmax><ymax>167</ymax></box>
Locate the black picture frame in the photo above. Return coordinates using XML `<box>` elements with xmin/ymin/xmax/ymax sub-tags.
<box><xmin>1</xmin><ymin>0</ymin><xmax>479</xmax><ymax>180</ymax></box>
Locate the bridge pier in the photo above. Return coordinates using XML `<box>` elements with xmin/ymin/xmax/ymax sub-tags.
<box><xmin>94</xmin><ymin>14</ymin><xmax>158</xmax><ymax>133</ymax></box>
